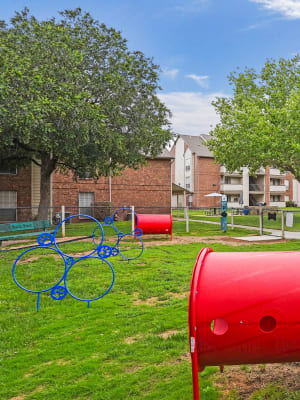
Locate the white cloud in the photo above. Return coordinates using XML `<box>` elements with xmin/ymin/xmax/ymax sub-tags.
<box><xmin>250</xmin><ymin>0</ymin><xmax>300</xmax><ymax>19</ymax></box>
<box><xmin>186</xmin><ymin>74</ymin><xmax>209</xmax><ymax>88</ymax></box>
<box><xmin>158</xmin><ymin>91</ymin><xmax>228</xmax><ymax>135</ymax></box>
<box><xmin>162</xmin><ymin>68</ymin><xmax>179</xmax><ymax>79</ymax></box>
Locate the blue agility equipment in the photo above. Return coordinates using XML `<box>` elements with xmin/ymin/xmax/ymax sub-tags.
<box><xmin>12</xmin><ymin>210</ymin><xmax>143</xmax><ymax>311</ymax></box>
<box><xmin>100</xmin><ymin>208</ymin><xmax>144</xmax><ymax>261</ymax></box>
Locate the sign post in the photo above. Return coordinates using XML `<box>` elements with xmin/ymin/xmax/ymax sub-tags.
<box><xmin>220</xmin><ymin>195</ymin><xmax>228</xmax><ymax>232</ymax></box>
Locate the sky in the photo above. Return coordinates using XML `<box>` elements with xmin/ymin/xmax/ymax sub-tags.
<box><xmin>2</xmin><ymin>0</ymin><xmax>300</xmax><ymax>135</ymax></box>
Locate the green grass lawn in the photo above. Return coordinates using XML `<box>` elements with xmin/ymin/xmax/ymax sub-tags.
<box><xmin>1</xmin><ymin>227</ymin><xmax>300</xmax><ymax>399</ymax></box>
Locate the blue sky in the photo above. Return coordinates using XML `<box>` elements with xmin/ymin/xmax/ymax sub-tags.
<box><xmin>2</xmin><ymin>0</ymin><xmax>300</xmax><ymax>135</ymax></box>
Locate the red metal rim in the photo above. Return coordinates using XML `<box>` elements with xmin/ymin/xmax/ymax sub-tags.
<box><xmin>189</xmin><ymin>247</ymin><xmax>213</xmax><ymax>400</ymax></box>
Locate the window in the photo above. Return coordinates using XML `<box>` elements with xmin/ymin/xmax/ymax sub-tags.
<box><xmin>79</xmin><ymin>192</ymin><xmax>94</xmax><ymax>216</ymax></box>
<box><xmin>285</xmin><ymin>179</ymin><xmax>289</xmax><ymax>189</ymax></box>
<box><xmin>185</xmin><ymin>176</ymin><xmax>190</xmax><ymax>189</ymax></box>
<box><xmin>0</xmin><ymin>165</ymin><xmax>17</xmax><ymax>175</ymax></box>
<box><xmin>185</xmin><ymin>159</ymin><xmax>191</xmax><ymax>172</ymax></box>
<box><xmin>271</xmin><ymin>195</ymin><xmax>281</xmax><ymax>202</ymax></box>
<box><xmin>225</xmin><ymin>176</ymin><xmax>231</xmax><ymax>184</ymax></box>
<box><xmin>188</xmin><ymin>195</ymin><xmax>193</xmax><ymax>207</ymax></box>
<box><xmin>78</xmin><ymin>170</ymin><xmax>93</xmax><ymax>179</ymax></box>
<box><xmin>270</xmin><ymin>178</ymin><xmax>281</xmax><ymax>186</ymax></box>
<box><xmin>285</xmin><ymin>195</ymin><xmax>290</xmax><ymax>201</ymax></box>
<box><xmin>229</xmin><ymin>195</ymin><xmax>239</xmax><ymax>203</ymax></box>
<box><xmin>0</xmin><ymin>191</ymin><xmax>17</xmax><ymax>221</ymax></box>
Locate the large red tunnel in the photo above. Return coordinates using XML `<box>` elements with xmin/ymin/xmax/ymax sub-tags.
<box><xmin>189</xmin><ymin>247</ymin><xmax>300</xmax><ymax>400</ymax></box>
<box><xmin>135</xmin><ymin>214</ymin><xmax>172</xmax><ymax>239</ymax></box>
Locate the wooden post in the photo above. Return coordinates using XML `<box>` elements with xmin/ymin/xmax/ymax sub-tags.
<box><xmin>61</xmin><ymin>205</ymin><xmax>65</xmax><ymax>238</ymax></box>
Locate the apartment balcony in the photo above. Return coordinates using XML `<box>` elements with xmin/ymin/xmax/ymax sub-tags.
<box><xmin>255</xmin><ymin>167</ymin><xmax>266</xmax><ymax>175</ymax></box>
<box><xmin>269</xmin><ymin>201</ymin><xmax>285</xmax><ymax>208</ymax></box>
<box><xmin>220</xmin><ymin>166</ymin><xmax>242</xmax><ymax>176</ymax></box>
<box><xmin>270</xmin><ymin>185</ymin><xmax>286</xmax><ymax>193</ymax></box>
<box><xmin>249</xmin><ymin>184</ymin><xmax>264</xmax><ymax>193</ymax></box>
<box><xmin>220</xmin><ymin>184</ymin><xmax>243</xmax><ymax>192</ymax></box>
<box><xmin>227</xmin><ymin>201</ymin><xmax>241</xmax><ymax>208</ymax></box>
<box><xmin>269</xmin><ymin>168</ymin><xmax>285</xmax><ymax>177</ymax></box>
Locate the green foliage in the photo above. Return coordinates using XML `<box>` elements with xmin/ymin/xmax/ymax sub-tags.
<box><xmin>0</xmin><ymin>8</ymin><xmax>171</xmax><ymax>213</ymax></box>
<box><xmin>208</xmin><ymin>56</ymin><xmax>300</xmax><ymax>181</ymax></box>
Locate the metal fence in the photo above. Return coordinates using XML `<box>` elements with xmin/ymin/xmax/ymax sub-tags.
<box><xmin>173</xmin><ymin>206</ymin><xmax>300</xmax><ymax>239</ymax></box>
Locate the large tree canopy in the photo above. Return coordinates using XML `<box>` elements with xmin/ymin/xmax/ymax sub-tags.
<box><xmin>0</xmin><ymin>8</ymin><xmax>171</xmax><ymax>217</ymax></box>
<box><xmin>208</xmin><ymin>56</ymin><xmax>300</xmax><ymax>181</ymax></box>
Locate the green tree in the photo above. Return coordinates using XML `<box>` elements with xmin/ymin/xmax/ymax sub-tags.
<box><xmin>0</xmin><ymin>8</ymin><xmax>171</xmax><ymax>218</ymax></box>
<box><xmin>208</xmin><ymin>56</ymin><xmax>300</xmax><ymax>181</ymax></box>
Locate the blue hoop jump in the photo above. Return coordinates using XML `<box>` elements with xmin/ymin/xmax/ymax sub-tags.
<box><xmin>101</xmin><ymin>208</ymin><xmax>144</xmax><ymax>261</ymax></box>
<box><xmin>12</xmin><ymin>210</ymin><xmax>143</xmax><ymax>311</ymax></box>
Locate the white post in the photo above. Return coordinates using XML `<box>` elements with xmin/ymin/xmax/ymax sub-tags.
<box><xmin>231</xmin><ymin>208</ymin><xmax>234</xmax><ymax>230</ymax></box>
<box><xmin>185</xmin><ymin>206</ymin><xmax>189</xmax><ymax>233</ymax></box>
<box><xmin>61</xmin><ymin>205</ymin><xmax>65</xmax><ymax>238</ymax></box>
<box><xmin>281</xmin><ymin>210</ymin><xmax>285</xmax><ymax>239</ymax></box>
<box><xmin>259</xmin><ymin>208</ymin><xmax>263</xmax><ymax>236</ymax></box>
<box><xmin>131</xmin><ymin>205</ymin><xmax>135</xmax><ymax>234</ymax></box>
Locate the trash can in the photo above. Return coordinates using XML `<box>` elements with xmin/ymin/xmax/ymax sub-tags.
<box><xmin>243</xmin><ymin>208</ymin><xmax>250</xmax><ymax>215</ymax></box>
<box><xmin>135</xmin><ymin>214</ymin><xmax>172</xmax><ymax>239</ymax></box>
<box><xmin>189</xmin><ymin>247</ymin><xmax>300</xmax><ymax>400</ymax></box>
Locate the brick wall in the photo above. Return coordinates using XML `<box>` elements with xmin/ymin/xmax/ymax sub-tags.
<box><xmin>193</xmin><ymin>157</ymin><xmax>220</xmax><ymax>207</ymax></box>
<box><xmin>52</xmin><ymin>159</ymin><xmax>171</xmax><ymax>213</ymax></box>
<box><xmin>0</xmin><ymin>165</ymin><xmax>32</xmax><ymax>221</ymax></box>
<box><xmin>285</xmin><ymin>172</ymin><xmax>293</xmax><ymax>203</ymax></box>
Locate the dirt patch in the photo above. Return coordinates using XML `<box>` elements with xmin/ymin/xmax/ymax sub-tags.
<box><xmin>56</xmin><ymin>359</ymin><xmax>70</xmax><ymax>366</ymax></box>
<box><xmin>31</xmin><ymin>386</ymin><xmax>44</xmax><ymax>394</ymax></box>
<box><xmin>133</xmin><ymin>296</ymin><xmax>167</xmax><ymax>306</ymax></box>
<box><xmin>124</xmin><ymin>365</ymin><xmax>143</xmax><ymax>374</ymax></box>
<box><xmin>213</xmin><ymin>363</ymin><xmax>300</xmax><ymax>399</ymax></box>
<box><xmin>169</xmin><ymin>291</ymin><xmax>189</xmax><ymax>299</ymax></box>
<box><xmin>124</xmin><ymin>334</ymin><xmax>143</xmax><ymax>344</ymax></box>
<box><xmin>8</xmin><ymin>397</ymin><xmax>25</xmax><ymax>400</ymax></box>
<box><xmin>159</xmin><ymin>329</ymin><xmax>179</xmax><ymax>339</ymax></box>
<box><xmin>142</xmin><ymin>235</ymin><xmax>279</xmax><ymax>247</ymax></box>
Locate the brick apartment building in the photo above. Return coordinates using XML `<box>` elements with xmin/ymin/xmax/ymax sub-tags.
<box><xmin>0</xmin><ymin>149</ymin><xmax>173</xmax><ymax>222</ymax></box>
<box><xmin>171</xmin><ymin>134</ymin><xmax>295</xmax><ymax>208</ymax></box>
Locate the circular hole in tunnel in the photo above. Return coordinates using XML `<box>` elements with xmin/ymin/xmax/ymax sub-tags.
<box><xmin>260</xmin><ymin>316</ymin><xmax>277</xmax><ymax>332</ymax></box>
<box><xmin>211</xmin><ymin>318</ymin><xmax>229</xmax><ymax>335</ymax></box>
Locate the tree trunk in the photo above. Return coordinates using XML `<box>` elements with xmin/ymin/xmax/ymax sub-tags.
<box><xmin>38</xmin><ymin>154</ymin><xmax>56</xmax><ymax>220</ymax></box>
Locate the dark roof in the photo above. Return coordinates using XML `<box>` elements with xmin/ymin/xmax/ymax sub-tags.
<box><xmin>179</xmin><ymin>134</ymin><xmax>213</xmax><ymax>158</ymax></box>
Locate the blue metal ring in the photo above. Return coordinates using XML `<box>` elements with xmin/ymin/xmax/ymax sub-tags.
<box><xmin>64</xmin><ymin>256</ymin><xmax>115</xmax><ymax>302</ymax></box>
<box><xmin>53</xmin><ymin>214</ymin><xmax>104</xmax><ymax>259</ymax></box>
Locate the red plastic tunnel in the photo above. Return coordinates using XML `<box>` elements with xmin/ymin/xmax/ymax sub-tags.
<box><xmin>135</xmin><ymin>214</ymin><xmax>172</xmax><ymax>239</ymax></box>
<box><xmin>189</xmin><ymin>247</ymin><xmax>300</xmax><ymax>400</ymax></box>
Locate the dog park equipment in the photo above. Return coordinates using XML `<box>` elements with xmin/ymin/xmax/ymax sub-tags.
<box><xmin>220</xmin><ymin>194</ymin><xmax>228</xmax><ymax>232</ymax></box>
<box><xmin>103</xmin><ymin>208</ymin><xmax>144</xmax><ymax>260</ymax></box>
<box><xmin>204</xmin><ymin>192</ymin><xmax>227</xmax><ymax>232</ymax></box>
<box><xmin>189</xmin><ymin>247</ymin><xmax>300</xmax><ymax>400</ymax></box>
<box><xmin>135</xmin><ymin>213</ymin><xmax>172</xmax><ymax>239</ymax></box>
<box><xmin>12</xmin><ymin>210</ymin><xmax>144</xmax><ymax>311</ymax></box>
